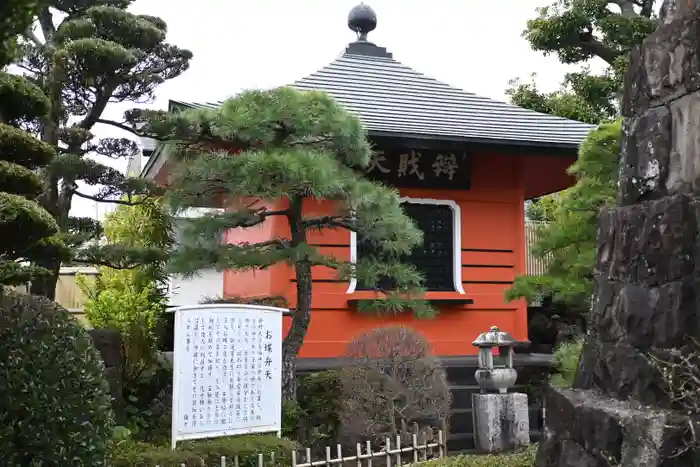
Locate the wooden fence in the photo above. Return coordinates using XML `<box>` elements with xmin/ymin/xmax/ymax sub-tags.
<box><xmin>524</xmin><ymin>222</ymin><xmax>550</xmax><ymax>277</ymax></box>
<box><xmin>150</xmin><ymin>430</ymin><xmax>445</xmax><ymax>467</ymax></box>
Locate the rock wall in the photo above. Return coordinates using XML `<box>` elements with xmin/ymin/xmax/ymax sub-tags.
<box><xmin>89</xmin><ymin>328</ymin><xmax>127</xmax><ymax>424</ymax></box>
<box><xmin>536</xmin><ymin>2</ymin><xmax>700</xmax><ymax>466</ymax></box>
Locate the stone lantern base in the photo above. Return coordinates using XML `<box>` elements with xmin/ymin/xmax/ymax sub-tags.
<box><xmin>472</xmin><ymin>392</ymin><xmax>530</xmax><ymax>453</ymax></box>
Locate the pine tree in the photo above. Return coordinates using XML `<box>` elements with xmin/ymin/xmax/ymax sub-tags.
<box><xmin>506</xmin><ymin>120</ymin><xmax>622</xmax><ymax>322</ymax></box>
<box><xmin>148</xmin><ymin>87</ymin><xmax>432</xmax><ymax>400</ymax></box>
<box><xmin>16</xmin><ymin>0</ymin><xmax>192</xmax><ymax>298</ymax></box>
<box><xmin>0</xmin><ymin>0</ymin><xmax>59</xmax><ymax>286</ymax></box>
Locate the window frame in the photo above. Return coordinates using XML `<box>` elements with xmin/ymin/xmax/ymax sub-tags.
<box><xmin>347</xmin><ymin>197</ymin><xmax>465</xmax><ymax>294</ymax></box>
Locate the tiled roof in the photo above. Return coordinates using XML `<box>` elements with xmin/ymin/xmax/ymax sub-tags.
<box><xmin>172</xmin><ymin>42</ymin><xmax>594</xmax><ymax>149</ymax></box>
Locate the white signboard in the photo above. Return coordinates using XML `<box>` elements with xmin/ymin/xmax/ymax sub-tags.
<box><xmin>171</xmin><ymin>304</ymin><xmax>284</xmax><ymax>448</ymax></box>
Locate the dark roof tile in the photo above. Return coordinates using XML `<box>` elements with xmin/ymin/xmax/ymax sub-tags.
<box><xmin>172</xmin><ymin>45</ymin><xmax>594</xmax><ymax>149</ymax></box>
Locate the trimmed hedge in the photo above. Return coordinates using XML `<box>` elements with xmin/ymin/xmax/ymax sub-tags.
<box><xmin>0</xmin><ymin>290</ymin><xmax>115</xmax><ymax>465</ymax></box>
<box><xmin>110</xmin><ymin>434</ymin><xmax>297</xmax><ymax>467</ymax></box>
<box><xmin>420</xmin><ymin>445</ymin><xmax>537</xmax><ymax>467</ymax></box>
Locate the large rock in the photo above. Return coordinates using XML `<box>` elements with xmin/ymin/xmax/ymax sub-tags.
<box><xmin>538</xmin><ymin>2</ymin><xmax>700</xmax><ymax>465</ymax></box>
<box><xmin>536</xmin><ymin>388</ymin><xmax>698</xmax><ymax>467</ymax></box>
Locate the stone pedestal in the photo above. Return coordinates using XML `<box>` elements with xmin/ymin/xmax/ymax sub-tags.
<box><xmin>472</xmin><ymin>392</ymin><xmax>530</xmax><ymax>453</ymax></box>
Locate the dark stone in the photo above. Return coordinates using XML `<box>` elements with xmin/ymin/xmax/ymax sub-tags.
<box><xmin>667</xmin><ymin>91</ymin><xmax>700</xmax><ymax>195</ymax></box>
<box><xmin>536</xmin><ymin>388</ymin><xmax>697</xmax><ymax>467</ymax></box>
<box><xmin>587</xmin><ymin>275</ymin><xmax>700</xmax><ymax>350</ymax></box>
<box><xmin>596</xmin><ymin>196</ymin><xmax>698</xmax><ymax>287</ymax></box>
<box><xmin>88</xmin><ymin>328</ymin><xmax>126</xmax><ymax>424</ymax></box>
<box><xmin>619</xmin><ymin>106</ymin><xmax>672</xmax><ymax>205</ymax></box>
<box><xmin>89</xmin><ymin>328</ymin><xmax>123</xmax><ymax>368</ymax></box>
<box><xmin>574</xmin><ymin>334</ymin><xmax>669</xmax><ymax>407</ymax></box>
<box><xmin>540</xmin><ymin>5</ymin><xmax>700</xmax><ymax>465</ymax></box>
<box><xmin>621</xmin><ymin>10</ymin><xmax>700</xmax><ymax>117</ymax></box>
<box><xmin>621</xmin><ymin>46</ymin><xmax>651</xmax><ymax>118</ymax></box>
<box><xmin>104</xmin><ymin>367</ymin><xmax>127</xmax><ymax>425</ymax></box>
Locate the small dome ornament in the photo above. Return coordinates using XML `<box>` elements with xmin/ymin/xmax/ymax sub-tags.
<box><xmin>348</xmin><ymin>3</ymin><xmax>377</xmax><ymax>42</ymax></box>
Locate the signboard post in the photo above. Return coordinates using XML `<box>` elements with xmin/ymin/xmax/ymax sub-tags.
<box><xmin>170</xmin><ymin>304</ymin><xmax>284</xmax><ymax>449</ymax></box>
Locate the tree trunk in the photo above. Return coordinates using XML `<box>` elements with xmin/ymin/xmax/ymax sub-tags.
<box><xmin>29</xmin><ymin>261</ymin><xmax>59</xmax><ymax>300</ymax></box>
<box><xmin>282</xmin><ymin>196</ymin><xmax>313</xmax><ymax>402</ymax></box>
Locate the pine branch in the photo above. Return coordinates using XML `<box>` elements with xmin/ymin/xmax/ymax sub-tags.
<box><xmin>72</xmin><ymin>190</ymin><xmax>146</xmax><ymax>206</ymax></box>
<box><xmin>37</xmin><ymin>7</ymin><xmax>55</xmax><ymax>42</ymax></box>
<box><xmin>69</xmin><ymin>257</ymin><xmax>140</xmax><ymax>270</ymax></box>
<box><xmin>95</xmin><ymin>118</ymin><xmax>142</xmax><ymax>137</ymax></box>
<box><xmin>302</xmin><ymin>215</ymin><xmax>354</xmax><ymax>231</ymax></box>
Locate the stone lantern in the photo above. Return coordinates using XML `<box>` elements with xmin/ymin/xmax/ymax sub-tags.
<box><xmin>472</xmin><ymin>325</ymin><xmax>518</xmax><ymax>393</ymax></box>
<box><xmin>471</xmin><ymin>326</ymin><xmax>530</xmax><ymax>453</ymax></box>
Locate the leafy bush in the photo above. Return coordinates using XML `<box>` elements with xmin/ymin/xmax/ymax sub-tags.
<box><xmin>81</xmin><ymin>270</ymin><xmax>164</xmax><ymax>375</ymax></box>
<box><xmin>550</xmin><ymin>338</ymin><xmax>583</xmax><ymax>388</ymax></box>
<box><xmin>0</xmin><ymin>290</ymin><xmax>115</xmax><ymax>465</ymax></box>
<box><xmin>283</xmin><ymin>370</ymin><xmax>343</xmax><ymax>450</ymax></box>
<box><xmin>110</xmin><ymin>435</ymin><xmax>297</xmax><ymax>467</ymax></box>
<box><xmin>421</xmin><ymin>444</ymin><xmax>537</xmax><ymax>467</ymax></box>
<box><xmin>123</xmin><ymin>359</ymin><xmax>174</xmax><ymax>443</ymax></box>
<box><xmin>78</xmin><ymin>197</ymin><xmax>172</xmax><ymax>440</ymax></box>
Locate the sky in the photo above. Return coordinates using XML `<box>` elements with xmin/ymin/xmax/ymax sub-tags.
<box><xmin>76</xmin><ymin>0</ymin><xmax>604</xmax><ymax>219</ymax></box>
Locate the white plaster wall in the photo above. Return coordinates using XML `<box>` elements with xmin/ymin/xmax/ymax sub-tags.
<box><xmin>168</xmin><ymin>269</ymin><xmax>224</xmax><ymax>306</ymax></box>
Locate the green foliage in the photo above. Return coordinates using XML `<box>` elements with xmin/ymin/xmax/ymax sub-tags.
<box><xmin>109</xmin><ymin>435</ymin><xmax>296</xmax><ymax>467</ymax></box>
<box><xmin>15</xmin><ymin>0</ymin><xmax>191</xmax><ymax>298</ymax></box>
<box><xmin>80</xmin><ymin>270</ymin><xmax>163</xmax><ymax>369</ymax></box>
<box><xmin>508</xmin><ymin>0</ymin><xmax>657</xmax><ymax>121</ymax></box>
<box><xmin>283</xmin><ymin>371</ymin><xmax>343</xmax><ymax>449</ymax></box>
<box><xmin>550</xmin><ymin>338</ymin><xmax>584</xmax><ymax>388</ymax></box>
<box><xmin>80</xmin><ymin>197</ymin><xmax>171</xmax><ymax>377</ymax></box>
<box><xmin>506</xmin><ymin>120</ymin><xmax>622</xmax><ymax>315</ymax></box>
<box><xmin>0</xmin><ymin>289</ymin><xmax>115</xmax><ymax>465</ymax></box>
<box><xmin>149</xmin><ymin>87</ymin><xmax>431</xmax><ymax>399</ymax></box>
<box><xmin>0</xmin><ymin>14</ymin><xmax>58</xmax><ymax>286</ymax></box>
<box><xmin>121</xmin><ymin>362</ymin><xmax>173</xmax><ymax>443</ymax></box>
<box><xmin>0</xmin><ymin>0</ymin><xmax>40</xmax><ymax>64</ymax></box>
<box><xmin>421</xmin><ymin>445</ymin><xmax>537</xmax><ymax>467</ymax></box>
<box><xmin>201</xmin><ymin>295</ymin><xmax>289</xmax><ymax>307</ymax></box>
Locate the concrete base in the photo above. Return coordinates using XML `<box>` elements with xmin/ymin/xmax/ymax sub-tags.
<box><xmin>472</xmin><ymin>392</ymin><xmax>530</xmax><ymax>453</ymax></box>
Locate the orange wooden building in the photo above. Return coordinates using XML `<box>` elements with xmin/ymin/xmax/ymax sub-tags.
<box><xmin>141</xmin><ymin>4</ymin><xmax>593</xmax><ymax>360</ymax></box>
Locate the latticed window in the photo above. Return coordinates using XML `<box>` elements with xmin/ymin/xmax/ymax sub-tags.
<box><xmin>356</xmin><ymin>201</ymin><xmax>457</xmax><ymax>292</ymax></box>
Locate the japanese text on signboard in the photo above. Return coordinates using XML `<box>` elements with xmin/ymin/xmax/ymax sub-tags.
<box><xmin>364</xmin><ymin>149</ymin><xmax>470</xmax><ymax>189</ymax></box>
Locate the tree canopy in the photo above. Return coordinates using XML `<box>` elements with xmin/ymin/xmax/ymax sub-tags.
<box><xmin>148</xmin><ymin>87</ymin><xmax>431</xmax><ymax>400</ymax></box>
<box><xmin>506</xmin><ymin>119</ymin><xmax>622</xmax><ymax>317</ymax></box>
<box><xmin>507</xmin><ymin>0</ymin><xmax>657</xmax><ymax>123</ymax></box>
<box><xmin>14</xmin><ymin>0</ymin><xmax>191</xmax><ymax>298</ymax></box>
<box><xmin>0</xmin><ymin>0</ymin><xmax>59</xmax><ymax>286</ymax></box>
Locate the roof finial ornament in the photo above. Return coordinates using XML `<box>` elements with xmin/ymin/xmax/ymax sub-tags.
<box><xmin>347</xmin><ymin>3</ymin><xmax>377</xmax><ymax>42</ymax></box>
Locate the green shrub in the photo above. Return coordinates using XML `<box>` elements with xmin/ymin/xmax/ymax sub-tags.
<box><xmin>550</xmin><ymin>338</ymin><xmax>584</xmax><ymax>388</ymax></box>
<box><xmin>421</xmin><ymin>444</ymin><xmax>537</xmax><ymax>467</ymax></box>
<box><xmin>123</xmin><ymin>360</ymin><xmax>173</xmax><ymax>443</ymax></box>
<box><xmin>0</xmin><ymin>290</ymin><xmax>115</xmax><ymax>465</ymax></box>
<box><xmin>110</xmin><ymin>435</ymin><xmax>297</xmax><ymax>467</ymax></box>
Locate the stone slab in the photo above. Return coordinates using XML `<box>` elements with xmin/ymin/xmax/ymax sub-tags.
<box><xmin>472</xmin><ymin>392</ymin><xmax>530</xmax><ymax>453</ymax></box>
<box><xmin>535</xmin><ymin>388</ymin><xmax>698</xmax><ymax>467</ymax></box>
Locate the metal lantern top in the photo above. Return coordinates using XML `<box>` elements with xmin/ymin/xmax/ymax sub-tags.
<box><xmin>472</xmin><ymin>326</ymin><xmax>516</xmax><ymax>348</ymax></box>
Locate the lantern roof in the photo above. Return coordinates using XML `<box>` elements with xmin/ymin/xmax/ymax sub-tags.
<box><xmin>472</xmin><ymin>326</ymin><xmax>516</xmax><ymax>348</ymax></box>
<box><xmin>170</xmin><ymin>4</ymin><xmax>594</xmax><ymax>151</ymax></box>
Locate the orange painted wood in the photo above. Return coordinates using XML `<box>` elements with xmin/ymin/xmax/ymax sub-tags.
<box><xmin>154</xmin><ymin>150</ymin><xmax>574</xmax><ymax>357</ymax></box>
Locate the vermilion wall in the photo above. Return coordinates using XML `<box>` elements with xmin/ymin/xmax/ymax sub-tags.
<box><xmin>219</xmin><ymin>151</ymin><xmax>576</xmax><ymax>358</ymax></box>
